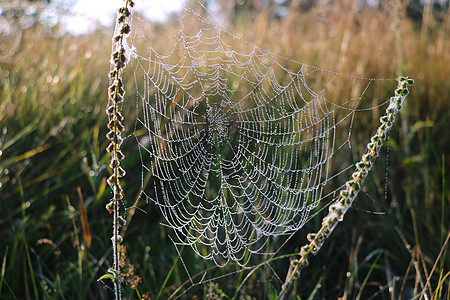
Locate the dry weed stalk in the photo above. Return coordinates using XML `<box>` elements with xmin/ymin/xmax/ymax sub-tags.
<box><xmin>279</xmin><ymin>77</ymin><xmax>414</xmax><ymax>298</ymax></box>
<box><xmin>103</xmin><ymin>0</ymin><xmax>135</xmax><ymax>299</ymax></box>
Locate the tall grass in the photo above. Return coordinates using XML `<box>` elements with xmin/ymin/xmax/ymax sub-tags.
<box><xmin>0</xmin><ymin>1</ymin><xmax>448</xmax><ymax>299</ymax></box>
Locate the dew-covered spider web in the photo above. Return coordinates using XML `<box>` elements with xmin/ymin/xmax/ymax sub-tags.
<box><xmin>124</xmin><ymin>1</ymin><xmax>393</xmax><ymax>276</ymax></box>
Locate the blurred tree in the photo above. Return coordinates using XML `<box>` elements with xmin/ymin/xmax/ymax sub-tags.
<box><xmin>203</xmin><ymin>0</ymin><xmax>293</xmax><ymax>22</ymax></box>
<box><xmin>405</xmin><ymin>0</ymin><xmax>449</xmax><ymax>23</ymax></box>
<box><xmin>203</xmin><ymin>0</ymin><xmax>448</xmax><ymax>24</ymax></box>
<box><xmin>0</xmin><ymin>0</ymin><xmax>74</xmax><ymax>34</ymax></box>
<box><xmin>26</xmin><ymin>0</ymin><xmax>51</xmax><ymax>3</ymax></box>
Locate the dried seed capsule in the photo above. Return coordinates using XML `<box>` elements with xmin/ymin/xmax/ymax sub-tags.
<box><xmin>300</xmin><ymin>258</ymin><xmax>309</xmax><ymax>267</ymax></box>
<box><xmin>112</xmin><ymin>235</ymin><xmax>123</xmax><ymax>243</ymax></box>
<box><xmin>120</xmin><ymin>24</ymin><xmax>131</xmax><ymax>35</ymax></box>
<box><xmin>115</xmin><ymin>111</ymin><xmax>124</xmax><ymax>122</ymax></box>
<box><xmin>110</xmin><ymin>158</ymin><xmax>120</xmax><ymax>169</ymax></box>
<box><xmin>340</xmin><ymin>190</ymin><xmax>349</xmax><ymax>198</ymax></box>
<box><xmin>106</xmin><ymin>201</ymin><xmax>115</xmax><ymax>213</ymax></box>
<box><xmin>310</xmin><ymin>242</ymin><xmax>319</xmax><ymax>254</ymax></box>
<box><xmin>109</xmin><ymin>70</ymin><xmax>117</xmax><ymax>79</ymax></box>
<box><xmin>106</xmin><ymin>105</ymin><xmax>115</xmax><ymax>115</ymax></box>
<box><xmin>117</xmin><ymin>167</ymin><xmax>126</xmax><ymax>178</ymax></box>
<box><xmin>118</xmin><ymin>216</ymin><xmax>127</xmax><ymax>226</ymax></box>
<box><xmin>107</xmin><ymin>175</ymin><xmax>116</xmax><ymax>187</ymax></box>
<box><xmin>307</xmin><ymin>233</ymin><xmax>316</xmax><ymax>242</ymax></box>
<box><xmin>107</xmin><ymin>120</ymin><xmax>116</xmax><ymax>129</ymax></box>
<box><xmin>112</xmin><ymin>134</ymin><xmax>123</xmax><ymax>145</ymax></box>
<box><xmin>116</xmin><ymin>150</ymin><xmax>125</xmax><ymax>161</ymax></box>
<box><xmin>106</xmin><ymin>130</ymin><xmax>115</xmax><ymax>141</ymax></box>
<box><xmin>300</xmin><ymin>245</ymin><xmax>309</xmax><ymax>256</ymax></box>
<box><xmin>114</xmin><ymin>78</ymin><xmax>123</xmax><ymax>87</ymax></box>
<box><xmin>116</xmin><ymin>122</ymin><xmax>125</xmax><ymax>133</ymax></box>
<box><xmin>106</xmin><ymin>143</ymin><xmax>115</xmax><ymax>153</ymax></box>
<box><xmin>380</xmin><ymin>116</ymin><xmax>389</xmax><ymax>124</ymax></box>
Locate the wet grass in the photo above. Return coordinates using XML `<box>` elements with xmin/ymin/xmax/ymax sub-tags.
<box><xmin>0</xmin><ymin>1</ymin><xmax>449</xmax><ymax>299</ymax></box>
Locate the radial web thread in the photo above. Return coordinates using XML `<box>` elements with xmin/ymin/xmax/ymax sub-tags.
<box><xmin>127</xmin><ymin>4</ymin><xmax>393</xmax><ymax>267</ymax></box>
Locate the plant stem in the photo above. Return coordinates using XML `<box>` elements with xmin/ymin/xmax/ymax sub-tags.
<box><xmin>278</xmin><ymin>77</ymin><xmax>414</xmax><ymax>299</ymax></box>
<box><xmin>105</xmin><ymin>1</ymin><xmax>135</xmax><ymax>299</ymax></box>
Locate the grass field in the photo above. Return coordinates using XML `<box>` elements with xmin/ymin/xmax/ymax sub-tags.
<box><xmin>0</xmin><ymin>1</ymin><xmax>449</xmax><ymax>299</ymax></box>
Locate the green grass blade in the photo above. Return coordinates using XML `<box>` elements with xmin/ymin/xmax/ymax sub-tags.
<box><xmin>23</xmin><ymin>233</ymin><xmax>39</xmax><ymax>300</ymax></box>
<box><xmin>0</xmin><ymin>248</ymin><xmax>8</xmax><ymax>294</ymax></box>
<box><xmin>356</xmin><ymin>250</ymin><xmax>383</xmax><ymax>300</ymax></box>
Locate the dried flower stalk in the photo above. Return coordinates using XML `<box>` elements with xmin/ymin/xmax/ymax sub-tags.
<box><xmin>105</xmin><ymin>1</ymin><xmax>134</xmax><ymax>299</ymax></box>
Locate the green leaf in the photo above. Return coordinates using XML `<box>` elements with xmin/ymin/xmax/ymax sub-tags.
<box><xmin>98</xmin><ymin>274</ymin><xmax>116</xmax><ymax>281</ymax></box>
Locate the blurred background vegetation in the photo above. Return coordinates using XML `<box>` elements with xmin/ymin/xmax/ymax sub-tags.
<box><xmin>0</xmin><ymin>0</ymin><xmax>448</xmax><ymax>299</ymax></box>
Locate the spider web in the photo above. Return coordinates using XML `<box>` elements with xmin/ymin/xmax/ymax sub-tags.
<box><xmin>125</xmin><ymin>2</ymin><xmax>390</xmax><ymax>270</ymax></box>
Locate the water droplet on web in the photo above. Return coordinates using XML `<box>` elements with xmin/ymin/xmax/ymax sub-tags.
<box><xmin>128</xmin><ymin>1</ymin><xmax>406</xmax><ymax>268</ymax></box>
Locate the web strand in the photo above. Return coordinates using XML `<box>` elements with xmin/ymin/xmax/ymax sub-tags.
<box><xmin>128</xmin><ymin>2</ymin><xmax>394</xmax><ymax>268</ymax></box>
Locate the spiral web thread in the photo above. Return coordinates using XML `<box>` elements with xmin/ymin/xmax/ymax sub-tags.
<box><xmin>127</xmin><ymin>3</ymin><xmax>393</xmax><ymax>269</ymax></box>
